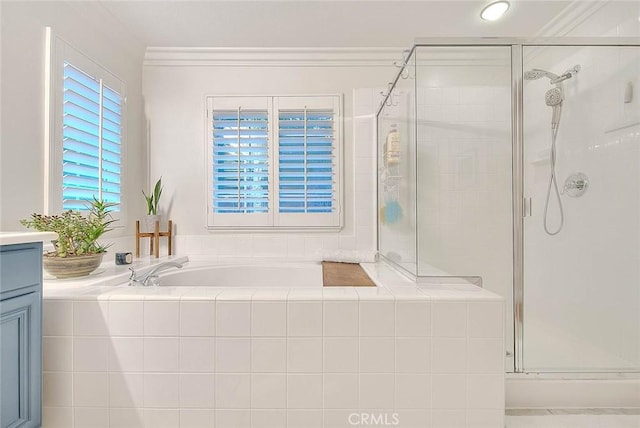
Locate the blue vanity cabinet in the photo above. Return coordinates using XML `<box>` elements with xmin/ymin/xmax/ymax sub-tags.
<box><xmin>0</xmin><ymin>242</ymin><xmax>43</xmax><ymax>428</ymax></box>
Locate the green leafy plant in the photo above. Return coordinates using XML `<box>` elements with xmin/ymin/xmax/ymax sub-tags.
<box><xmin>143</xmin><ymin>177</ymin><xmax>163</xmax><ymax>215</ymax></box>
<box><xmin>20</xmin><ymin>197</ymin><xmax>118</xmax><ymax>258</ymax></box>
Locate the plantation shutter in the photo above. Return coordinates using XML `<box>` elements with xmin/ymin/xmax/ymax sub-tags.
<box><xmin>206</xmin><ymin>95</ymin><xmax>341</xmax><ymax>229</ymax></box>
<box><xmin>62</xmin><ymin>62</ymin><xmax>122</xmax><ymax>211</ymax></box>
<box><xmin>208</xmin><ymin>97</ymin><xmax>272</xmax><ymax>227</ymax></box>
<box><xmin>275</xmin><ymin>96</ymin><xmax>341</xmax><ymax>228</ymax></box>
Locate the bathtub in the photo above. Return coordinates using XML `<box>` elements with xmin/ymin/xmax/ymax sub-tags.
<box><xmin>41</xmin><ymin>258</ymin><xmax>505</xmax><ymax>428</ymax></box>
<box><xmin>157</xmin><ymin>262</ymin><xmax>323</xmax><ymax>287</ymax></box>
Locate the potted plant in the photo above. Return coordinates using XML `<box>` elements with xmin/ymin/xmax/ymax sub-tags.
<box><xmin>143</xmin><ymin>177</ymin><xmax>163</xmax><ymax>231</ymax></box>
<box><xmin>20</xmin><ymin>198</ymin><xmax>118</xmax><ymax>279</ymax></box>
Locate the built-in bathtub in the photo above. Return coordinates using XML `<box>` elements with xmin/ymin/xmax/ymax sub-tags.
<box><xmin>41</xmin><ymin>257</ymin><xmax>505</xmax><ymax>428</ymax></box>
<box><xmin>158</xmin><ymin>262</ymin><xmax>323</xmax><ymax>287</ymax></box>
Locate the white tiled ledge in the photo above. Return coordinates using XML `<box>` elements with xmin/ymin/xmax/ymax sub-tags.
<box><xmin>43</xmin><ymin>256</ymin><xmax>503</xmax><ymax>303</ymax></box>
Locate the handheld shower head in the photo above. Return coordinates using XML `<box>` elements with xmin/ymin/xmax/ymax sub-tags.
<box><xmin>545</xmin><ymin>87</ymin><xmax>563</xmax><ymax>129</ymax></box>
<box><xmin>545</xmin><ymin>87</ymin><xmax>563</xmax><ymax>107</ymax></box>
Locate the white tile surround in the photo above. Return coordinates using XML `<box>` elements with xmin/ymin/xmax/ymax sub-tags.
<box><xmin>140</xmin><ymin>68</ymin><xmax>385</xmax><ymax>260</ymax></box>
<box><xmin>41</xmin><ymin>260</ymin><xmax>504</xmax><ymax>428</ymax></box>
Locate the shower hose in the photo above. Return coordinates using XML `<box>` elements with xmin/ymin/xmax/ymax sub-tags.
<box><xmin>543</xmin><ymin>109</ymin><xmax>564</xmax><ymax>236</ymax></box>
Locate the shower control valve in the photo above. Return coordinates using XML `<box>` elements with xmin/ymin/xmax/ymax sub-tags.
<box><xmin>562</xmin><ymin>173</ymin><xmax>589</xmax><ymax>198</ymax></box>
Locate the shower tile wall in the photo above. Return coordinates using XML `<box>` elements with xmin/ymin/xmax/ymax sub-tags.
<box><xmin>415</xmin><ymin>75</ymin><xmax>514</xmax><ymax>371</ymax></box>
<box><xmin>417</xmin><ymin>84</ymin><xmax>512</xmax><ymax>276</ymax></box>
<box><xmin>523</xmin><ymin>45</ymin><xmax>640</xmax><ymax>371</ymax></box>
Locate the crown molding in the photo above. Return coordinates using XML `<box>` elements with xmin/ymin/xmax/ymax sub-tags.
<box><xmin>535</xmin><ymin>0</ymin><xmax>610</xmax><ymax>37</ymax></box>
<box><xmin>524</xmin><ymin>1</ymin><xmax>613</xmax><ymax>63</ymax></box>
<box><xmin>144</xmin><ymin>47</ymin><xmax>406</xmax><ymax>67</ymax></box>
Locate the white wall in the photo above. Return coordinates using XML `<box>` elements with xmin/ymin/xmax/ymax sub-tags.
<box><xmin>0</xmin><ymin>1</ymin><xmax>146</xmax><ymax>239</ymax></box>
<box><xmin>143</xmin><ymin>58</ymin><xmax>391</xmax><ymax>258</ymax></box>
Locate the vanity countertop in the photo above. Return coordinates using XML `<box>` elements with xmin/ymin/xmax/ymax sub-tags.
<box><xmin>0</xmin><ymin>232</ymin><xmax>57</xmax><ymax>247</ymax></box>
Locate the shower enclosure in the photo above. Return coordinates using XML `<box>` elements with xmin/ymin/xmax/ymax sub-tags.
<box><xmin>377</xmin><ymin>39</ymin><xmax>640</xmax><ymax>374</ymax></box>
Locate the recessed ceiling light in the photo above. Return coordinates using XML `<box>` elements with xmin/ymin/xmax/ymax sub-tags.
<box><xmin>480</xmin><ymin>1</ymin><xmax>510</xmax><ymax>21</ymax></box>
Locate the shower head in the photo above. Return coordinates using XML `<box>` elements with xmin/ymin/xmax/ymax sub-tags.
<box><xmin>524</xmin><ymin>68</ymin><xmax>560</xmax><ymax>81</ymax></box>
<box><xmin>524</xmin><ymin>65</ymin><xmax>580</xmax><ymax>84</ymax></box>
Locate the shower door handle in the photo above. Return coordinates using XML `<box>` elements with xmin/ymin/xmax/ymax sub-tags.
<box><xmin>523</xmin><ymin>197</ymin><xmax>532</xmax><ymax>218</ymax></box>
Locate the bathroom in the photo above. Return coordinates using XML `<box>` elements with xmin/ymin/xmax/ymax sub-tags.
<box><xmin>0</xmin><ymin>1</ymin><xmax>639</xmax><ymax>427</ymax></box>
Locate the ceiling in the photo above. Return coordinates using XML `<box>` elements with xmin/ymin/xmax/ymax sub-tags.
<box><xmin>98</xmin><ymin>0</ymin><xmax>577</xmax><ymax>48</ymax></box>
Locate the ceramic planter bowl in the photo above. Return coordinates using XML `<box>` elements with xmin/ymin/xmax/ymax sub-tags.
<box><xmin>43</xmin><ymin>253</ymin><xmax>104</xmax><ymax>279</ymax></box>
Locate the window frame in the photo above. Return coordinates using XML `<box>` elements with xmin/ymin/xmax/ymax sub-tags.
<box><xmin>45</xmin><ymin>30</ymin><xmax>127</xmax><ymax>224</ymax></box>
<box><xmin>205</xmin><ymin>94</ymin><xmax>343</xmax><ymax>231</ymax></box>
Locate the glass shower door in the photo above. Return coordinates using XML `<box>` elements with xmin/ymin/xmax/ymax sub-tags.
<box><xmin>522</xmin><ymin>45</ymin><xmax>640</xmax><ymax>372</ymax></box>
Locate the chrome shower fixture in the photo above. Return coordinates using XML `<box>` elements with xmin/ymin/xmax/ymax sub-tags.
<box><xmin>545</xmin><ymin>87</ymin><xmax>563</xmax><ymax>129</ymax></box>
<box><xmin>524</xmin><ymin>63</ymin><xmax>581</xmax><ymax>236</ymax></box>
<box><xmin>545</xmin><ymin>87</ymin><xmax>563</xmax><ymax>106</ymax></box>
<box><xmin>559</xmin><ymin>64</ymin><xmax>581</xmax><ymax>83</ymax></box>
<box><xmin>524</xmin><ymin>65</ymin><xmax>580</xmax><ymax>84</ymax></box>
<box><xmin>524</xmin><ymin>68</ymin><xmax>558</xmax><ymax>81</ymax></box>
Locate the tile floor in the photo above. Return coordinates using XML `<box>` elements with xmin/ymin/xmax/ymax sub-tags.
<box><xmin>506</xmin><ymin>409</ymin><xmax>640</xmax><ymax>428</ymax></box>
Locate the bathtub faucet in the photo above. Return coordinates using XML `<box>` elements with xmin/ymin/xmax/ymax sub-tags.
<box><xmin>128</xmin><ymin>261</ymin><xmax>184</xmax><ymax>286</ymax></box>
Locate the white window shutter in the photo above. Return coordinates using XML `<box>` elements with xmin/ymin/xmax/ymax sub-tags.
<box><xmin>206</xmin><ymin>95</ymin><xmax>341</xmax><ymax>230</ymax></box>
<box><xmin>275</xmin><ymin>96</ymin><xmax>341</xmax><ymax>228</ymax></box>
<box><xmin>62</xmin><ymin>62</ymin><xmax>122</xmax><ymax>211</ymax></box>
<box><xmin>208</xmin><ymin>97</ymin><xmax>273</xmax><ymax>228</ymax></box>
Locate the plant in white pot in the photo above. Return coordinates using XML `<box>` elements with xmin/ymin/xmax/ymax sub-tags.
<box><xmin>143</xmin><ymin>177</ymin><xmax>163</xmax><ymax>231</ymax></box>
<box><xmin>20</xmin><ymin>198</ymin><xmax>118</xmax><ymax>278</ymax></box>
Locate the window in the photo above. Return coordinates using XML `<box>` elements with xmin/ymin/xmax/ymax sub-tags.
<box><xmin>46</xmin><ymin>33</ymin><xmax>125</xmax><ymax>217</ymax></box>
<box><xmin>62</xmin><ymin>62</ymin><xmax>123</xmax><ymax>211</ymax></box>
<box><xmin>207</xmin><ymin>95</ymin><xmax>342</xmax><ymax>230</ymax></box>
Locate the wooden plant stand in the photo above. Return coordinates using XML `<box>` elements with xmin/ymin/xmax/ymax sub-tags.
<box><xmin>135</xmin><ymin>220</ymin><xmax>173</xmax><ymax>258</ymax></box>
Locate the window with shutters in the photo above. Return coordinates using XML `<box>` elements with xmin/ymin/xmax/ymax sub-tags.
<box><xmin>62</xmin><ymin>62</ymin><xmax>122</xmax><ymax>211</ymax></box>
<box><xmin>46</xmin><ymin>36</ymin><xmax>125</xmax><ymax>220</ymax></box>
<box><xmin>206</xmin><ymin>95</ymin><xmax>342</xmax><ymax>230</ymax></box>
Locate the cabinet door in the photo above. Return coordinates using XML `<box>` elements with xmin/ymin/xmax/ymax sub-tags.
<box><xmin>0</xmin><ymin>292</ymin><xmax>41</xmax><ymax>428</ymax></box>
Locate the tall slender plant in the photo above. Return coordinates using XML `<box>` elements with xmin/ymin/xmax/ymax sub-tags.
<box><xmin>143</xmin><ymin>177</ymin><xmax>163</xmax><ymax>215</ymax></box>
